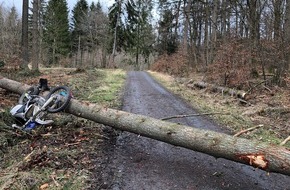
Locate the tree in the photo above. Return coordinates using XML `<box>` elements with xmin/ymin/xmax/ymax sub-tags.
<box><xmin>281</xmin><ymin>0</ymin><xmax>290</xmax><ymax>84</ymax></box>
<box><xmin>124</xmin><ymin>0</ymin><xmax>154</xmax><ymax>68</ymax></box>
<box><xmin>157</xmin><ymin>7</ymin><xmax>178</xmax><ymax>55</ymax></box>
<box><xmin>86</xmin><ymin>2</ymin><xmax>110</xmax><ymax>68</ymax></box>
<box><xmin>1</xmin><ymin>76</ymin><xmax>290</xmax><ymax>176</ymax></box>
<box><xmin>71</xmin><ymin>0</ymin><xmax>89</xmax><ymax>67</ymax></box>
<box><xmin>273</xmin><ymin>0</ymin><xmax>283</xmax><ymax>41</ymax></box>
<box><xmin>43</xmin><ymin>0</ymin><xmax>70</xmax><ymax>65</ymax></box>
<box><xmin>21</xmin><ymin>0</ymin><xmax>29</xmax><ymax>70</ymax></box>
<box><xmin>2</xmin><ymin>6</ymin><xmax>21</xmax><ymax>57</ymax></box>
<box><xmin>31</xmin><ymin>0</ymin><xmax>39</xmax><ymax>71</ymax></box>
<box><xmin>109</xmin><ymin>0</ymin><xmax>124</xmax><ymax>65</ymax></box>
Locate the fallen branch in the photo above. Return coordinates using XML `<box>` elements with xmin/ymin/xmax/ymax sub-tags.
<box><xmin>246</xmin><ymin>79</ymin><xmax>271</xmax><ymax>94</ymax></box>
<box><xmin>238</xmin><ymin>98</ymin><xmax>250</xmax><ymax>105</ymax></box>
<box><xmin>161</xmin><ymin>112</ymin><xmax>227</xmax><ymax>120</ymax></box>
<box><xmin>65</xmin><ymin>142</ymin><xmax>80</xmax><ymax>147</ymax></box>
<box><xmin>0</xmin><ymin>126</ymin><xmax>21</xmax><ymax>136</ymax></box>
<box><xmin>280</xmin><ymin>136</ymin><xmax>290</xmax><ymax>146</ymax></box>
<box><xmin>1</xmin><ymin>76</ymin><xmax>290</xmax><ymax>176</ymax></box>
<box><xmin>233</xmin><ymin>125</ymin><xmax>264</xmax><ymax>137</ymax></box>
<box><xmin>258</xmin><ymin>107</ymin><xmax>290</xmax><ymax>116</ymax></box>
<box><xmin>51</xmin><ymin>174</ymin><xmax>60</xmax><ymax>187</ymax></box>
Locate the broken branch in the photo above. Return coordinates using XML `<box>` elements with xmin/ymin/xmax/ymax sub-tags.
<box><xmin>161</xmin><ymin>112</ymin><xmax>227</xmax><ymax>120</ymax></box>
<box><xmin>234</xmin><ymin>125</ymin><xmax>264</xmax><ymax>137</ymax></box>
<box><xmin>280</xmin><ymin>136</ymin><xmax>290</xmax><ymax>146</ymax></box>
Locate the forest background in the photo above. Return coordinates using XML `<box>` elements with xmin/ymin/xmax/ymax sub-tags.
<box><xmin>0</xmin><ymin>0</ymin><xmax>289</xmax><ymax>87</ymax></box>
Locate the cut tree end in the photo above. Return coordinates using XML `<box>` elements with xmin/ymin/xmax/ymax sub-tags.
<box><xmin>238</xmin><ymin>154</ymin><xmax>268</xmax><ymax>169</ymax></box>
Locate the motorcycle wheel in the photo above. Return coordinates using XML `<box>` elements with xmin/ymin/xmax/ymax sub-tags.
<box><xmin>45</xmin><ymin>86</ymin><xmax>71</xmax><ymax>113</ymax></box>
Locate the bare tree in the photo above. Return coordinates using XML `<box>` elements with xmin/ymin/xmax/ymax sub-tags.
<box><xmin>182</xmin><ymin>0</ymin><xmax>188</xmax><ymax>52</ymax></box>
<box><xmin>282</xmin><ymin>0</ymin><xmax>290</xmax><ymax>81</ymax></box>
<box><xmin>273</xmin><ymin>0</ymin><xmax>283</xmax><ymax>41</ymax></box>
<box><xmin>21</xmin><ymin>0</ymin><xmax>29</xmax><ymax>70</ymax></box>
<box><xmin>32</xmin><ymin>0</ymin><xmax>39</xmax><ymax>71</ymax></box>
<box><xmin>111</xmin><ymin>0</ymin><xmax>122</xmax><ymax>67</ymax></box>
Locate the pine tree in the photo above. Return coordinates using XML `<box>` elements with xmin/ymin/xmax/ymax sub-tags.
<box><xmin>125</xmin><ymin>0</ymin><xmax>154</xmax><ymax>67</ymax></box>
<box><xmin>108</xmin><ymin>0</ymin><xmax>154</xmax><ymax>67</ymax></box>
<box><xmin>108</xmin><ymin>0</ymin><xmax>125</xmax><ymax>56</ymax></box>
<box><xmin>43</xmin><ymin>0</ymin><xmax>70</xmax><ymax>65</ymax></box>
<box><xmin>157</xmin><ymin>2</ymin><xmax>177</xmax><ymax>55</ymax></box>
<box><xmin>71</xmin><ymin>0</ymin><xmax>89</xmax><ymax>52</ymax></box>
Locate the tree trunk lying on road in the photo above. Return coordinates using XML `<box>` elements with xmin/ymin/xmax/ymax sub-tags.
<box><xmin>0</xmin><ymin>76</ymin><xmax>290</xmax><ymax>176</ymax></box>
<box><xmin>187</xmin><ymin>81</ymin><xmax>248</xmax><ymax>99</ymax></box>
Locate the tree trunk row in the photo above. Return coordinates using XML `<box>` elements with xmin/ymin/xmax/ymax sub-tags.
<box><xmin>0</xmin><ymin>76</ymin><xmax>289</xmax><ymax>176</ymax></box>
<box><xmin>187</xmin><ymin>81</ymin><xmax>248</xmax><ymax>99</ymax></box>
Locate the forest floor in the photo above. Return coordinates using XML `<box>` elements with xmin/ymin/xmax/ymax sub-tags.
<box><xmin>0</xmin><ymin>68</ymin><xmax>289</xmax><ymax>189</ymax></box>
<box><xmin>0</xmin><ymin>68</ymin><xmax>126</xmax><ymax>189</ymax></box>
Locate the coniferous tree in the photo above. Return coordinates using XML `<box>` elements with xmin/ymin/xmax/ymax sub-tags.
<box><xmin>125</xmin><ymin>0</ymin><xmax>154</xmax><ymax>67</ymax></box>
<box><xmin>157</xmin><ymin>8</ymin><xmax>177</xmax><ymax>55</ymax></box>
<box><xmin>108</xmin><ymin>0</ymin><xmax>154</xmax><ymax>67</ymax></box>
<box><xmin>109</xmin><ymin>0</ymin><xmax>125</xmax><ymax>57</ymax></box>
<box><xmin>71</xmin><ymin>0</ymin><xmax>89</xmax><ymax>67</ymax></box>
<box><xmin>71</xmin><ymin>0</ymin><xmax>89</xmax><ymax>51</ymax></box>
<box><xmin>43</xmin><ymin>0</ymin><xmax>70</xmax><ymax>65</ymax></box>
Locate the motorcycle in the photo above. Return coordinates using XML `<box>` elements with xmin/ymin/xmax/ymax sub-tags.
<box><xmin>10</xmin><ymin>79</ymin><xmax>71</xmax><ymax>132</ymax></box>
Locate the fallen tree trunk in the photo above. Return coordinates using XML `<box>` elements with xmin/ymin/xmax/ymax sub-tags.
<box><xmin>187</xmin><ymin>81</ymin><xmax>248</xmax><ymax>99</ymax></box>
<box><xmin>1</xmin><ymin>76</ymin><xmax>290</xmax><ymax>176</ymax></box>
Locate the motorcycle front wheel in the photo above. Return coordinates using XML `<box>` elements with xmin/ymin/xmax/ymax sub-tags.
<box><xmin>45</xmin><ymin>86</ymin><xmax>71</xmax><ymax>113</ymax></box>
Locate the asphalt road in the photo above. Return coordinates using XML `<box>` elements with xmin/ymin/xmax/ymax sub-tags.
<box><xmin>104</xmin><ymin>71</ymin><xmax>290</xmax><ymax>190</ymax></box>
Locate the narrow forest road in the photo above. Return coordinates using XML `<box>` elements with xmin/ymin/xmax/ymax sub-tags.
<box><xmin>103</xmin><ymin>71</ymin><xmax>290</xmax><ymax>190</ymax></box>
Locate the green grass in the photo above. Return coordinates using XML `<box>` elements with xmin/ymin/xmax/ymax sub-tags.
<box><xmin>70</xmin><ymin>69</ymin><xmax>126</xmax><ymax>108</ymax></box>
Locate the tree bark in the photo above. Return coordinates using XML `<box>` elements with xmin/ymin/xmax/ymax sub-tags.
<box><xmin>32</xmin><ymin>0</ymin><xmax>39</xmax><ymax>71</ymax></box>
<box><xmin>283</xmin><ymin>0</ymin><xmax>290</xmax><ymax>76</ymax></box>
<box><xmin>187</xmin><ymin>81</ymin><xmax>248</xmax><ymax>99</ymax></box>
<box><xmin>21</xmin><ymin>0</ymin><xmax>29</xmax><ymax>70</ymax></box>
<box><xmin>0</xmin><ymin>76</ymin><xmax>290</xmax><ymax>176</ymax></box>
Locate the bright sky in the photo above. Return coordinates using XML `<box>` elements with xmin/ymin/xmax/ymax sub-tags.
<box><xmin>0</xmin><ymin>0</ymin><xmax>115</xmax><ymax>15</ymax></box>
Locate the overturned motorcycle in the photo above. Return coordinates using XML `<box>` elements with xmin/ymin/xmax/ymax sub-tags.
<box><xmin>10</xmin><ymin>79</ymin><xmax>71</xmax><ymax>132</ymax></box>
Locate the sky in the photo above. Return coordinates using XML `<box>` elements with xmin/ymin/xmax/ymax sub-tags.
<box><xmin>0</xmin><ymin>0</ymin><xmax>115</xmax><ymax>14</ymax></box>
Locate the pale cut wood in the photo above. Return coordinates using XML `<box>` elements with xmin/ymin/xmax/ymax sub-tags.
<box><xmin>1</xmin><ymin>76</ymin><xmax>290</xmax><ymax>176</ymax></box>
<box><xmin>281</xmin><ymin>136</ymin><xmax>290</xmax><ymax>146</ymax></box>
